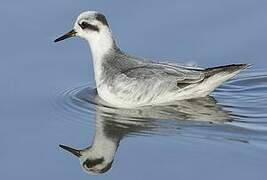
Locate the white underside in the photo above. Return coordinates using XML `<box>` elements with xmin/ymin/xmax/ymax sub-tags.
<box><xmin>75</xmin><ymin>15</ymin><xmax>243</xmax><ymax>108</ymax></box>
<box><xmin>97</xmin><ymin>70</ymin><xmax>242</xmax><ymax>108</ymax></box>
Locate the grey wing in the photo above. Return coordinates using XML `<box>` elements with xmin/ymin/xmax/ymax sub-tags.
<box><xmin>122</xmin><ymin>62</ymin><xmax>205</xmax><ymax>88</ymax></box>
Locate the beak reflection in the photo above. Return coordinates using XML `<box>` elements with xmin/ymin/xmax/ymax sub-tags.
<box><xmin>59</xmin><ymin>144</ymin><xmax>81</xmax><ymax>157</ymax></box>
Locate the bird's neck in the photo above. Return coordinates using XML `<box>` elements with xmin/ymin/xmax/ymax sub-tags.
<box><xmin>86</xmin><ymin>30</ymin><xmax>117</xmax><ymax>86</ymax></box>
<box><xmin>90</xmin><ymin>117</ymin><xmax>120</xmax><ymax>162</ymax></box>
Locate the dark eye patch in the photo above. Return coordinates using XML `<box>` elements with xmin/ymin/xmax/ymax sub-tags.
<box><xmin>83</xmin><ymin>158</ymin><xmax>104</xmax><ymax>168</ymax></box>
<box><xmin>79</xmin><ymin>21</ymin><xmax>99</xmax><ymax>32</ymax></box>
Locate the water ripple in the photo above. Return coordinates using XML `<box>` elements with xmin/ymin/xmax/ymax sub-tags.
<box><xmin>53</xmin><ymin>69</ymin><xmax>267</xmax><ymax>145</ymax></box>
<box><xmin>214</xmin><ymin>69</ymin><xmax>267</xmax><ymax>124</ymax></box>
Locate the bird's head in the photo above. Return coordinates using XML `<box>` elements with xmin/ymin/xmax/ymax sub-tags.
<box><xmin>59</xmin><ymin>144</ymin><xmax>113</xmax><ymax>175</ymax></box>
<box><xmin>54</xmin><ymin>11</ymin><xmax>111</xmax><ymax>43</ymax></box>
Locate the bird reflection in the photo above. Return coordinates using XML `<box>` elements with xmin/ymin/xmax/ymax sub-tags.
<box><xmin>59</xmin><ymin>88</ymin><xmax>233</xmax><ymax>175</ymax></box>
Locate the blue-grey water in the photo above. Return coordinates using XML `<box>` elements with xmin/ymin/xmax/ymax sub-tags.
<box><xmin>1</xmin><ymin>0</ymin><xmax>267</xmax><ymax>179</ymax></box>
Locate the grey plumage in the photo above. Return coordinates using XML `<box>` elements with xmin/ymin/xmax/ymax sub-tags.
<box><xmin>54</xmin><ymin>11</ymin><xmax>249</xmax><ymax>107</ymax></box>
<box><xmin>99</xmin><ymin>45</ymin><xmax>248</xmax><ymax>103</ymax></box>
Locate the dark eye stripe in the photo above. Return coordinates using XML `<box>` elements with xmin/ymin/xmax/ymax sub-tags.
<box><xmin>83</xmin><ymin>158</ymin><xmax>104</xmax><ymax>168</ymax></box>
<box><xmin>79</xmin><ymin>22</ymin><xmax>99</xmax><ymax>32</ymax></box>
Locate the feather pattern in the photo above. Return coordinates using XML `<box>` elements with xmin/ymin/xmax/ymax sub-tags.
<box><xmin>55</xmin><ymin>11</ymin><xmax>249</xmax><ymax>107</ymax></box>
<box><xmin>97</xmin><ymin>49</ymin><xmax>247</xmax><ymax>107</ymax></box>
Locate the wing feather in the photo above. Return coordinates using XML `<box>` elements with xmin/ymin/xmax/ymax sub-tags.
<box><xmin>122</xmin><ymin>62</ymin><xmax>205</xmax><ymax>86</ymax></box>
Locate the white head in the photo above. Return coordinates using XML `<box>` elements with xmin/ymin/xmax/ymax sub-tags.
<box><xmin>59</xmin><ymin>144</ymin><xmax>114</xmax><ymax>175</ymax></box>
<box><xmin>54</xmin><ymin>11</ymin><xmax>115</xmax><ymax>57</ymax></box>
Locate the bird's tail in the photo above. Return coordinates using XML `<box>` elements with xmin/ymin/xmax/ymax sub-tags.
<box><xmin>204</xmin><ymin>64</ymin><xmax>250</xmax><ymax>78</ymax></box>
<box><xmin>195</xmin><ymin>64</ymin><xmax>250</xmax><ymax>96</ymax></box>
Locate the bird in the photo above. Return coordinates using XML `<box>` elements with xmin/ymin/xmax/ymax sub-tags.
<box><xmin>59</xmin><ymin>89</ymin><xmax>233</xmax><ymax>175</ymax></box>
<box><xmin>54</xmin><ymin>11</ymin><xmax>249</xmax><ymax>108</ymax></box>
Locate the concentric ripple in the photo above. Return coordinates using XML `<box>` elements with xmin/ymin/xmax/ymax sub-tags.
<box><xmin>214</xmin><ymin>69</ymin><xmax>267</xmax><ymax>126</ymax></box>
<box><xmin>52</xmin><ymin>69</ymin><xmax>267</xmax><ymax>143</ymax></box>
<box><xmin>51</xmin><ymin>84</ymin><xmax>97</xmax><ymax>126</ymax></box>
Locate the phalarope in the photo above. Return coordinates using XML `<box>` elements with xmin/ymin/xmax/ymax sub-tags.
<box><xmin>54</xmin><ymin>11</ymin><xmax>249</xmax><ymax>108</ymax></box>
<box><xmin>59</xmin><ymin>91</ymin><xmax>232</xmax><ymax>175</ymax></box>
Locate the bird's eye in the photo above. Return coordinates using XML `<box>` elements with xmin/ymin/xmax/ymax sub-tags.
<box><xmin>79</xmin><ymin>21</ymin><xmax>89</xmax><ymax>29</ymax></box>
<box><xmin>79</xmin><ymin>21</ymin><xmax>100</xmax><ymax>32</ymax></box>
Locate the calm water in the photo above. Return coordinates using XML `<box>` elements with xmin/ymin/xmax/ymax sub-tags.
<box><xmin>1</xmin><ymin>0</ymin><xmax>267</xmax><ymax>179</ymax></box>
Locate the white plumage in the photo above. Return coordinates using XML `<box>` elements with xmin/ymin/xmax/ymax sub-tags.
<box><xmin>55</xmin><ymin>11</ymin><xmax>249</xmax><ymax>108</ymax></box>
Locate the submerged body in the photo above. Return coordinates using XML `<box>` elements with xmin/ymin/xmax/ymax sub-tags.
<box><xmin>55</xmin><ymin>11</ymin><xmax>248</xmax><ymax>108</ymax></box>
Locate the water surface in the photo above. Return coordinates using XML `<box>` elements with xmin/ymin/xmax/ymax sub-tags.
<box><xmin>1</xmin><ymin>0</ymin><xmax>267</xmax><ymax>179</ymax></box>
<box><xmin>54</xmin><ymin>69</ymin><xmax>267</xmax><ymax>178</ymax></box>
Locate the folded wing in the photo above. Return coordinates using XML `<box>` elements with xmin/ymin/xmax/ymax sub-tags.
<box><xmin>122</xmin><ymin>62</ymin><xmax>205</xmax><ymax>88</ymax></box>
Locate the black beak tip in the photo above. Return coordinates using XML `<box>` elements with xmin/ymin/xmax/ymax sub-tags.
<box><xmin>53</xmin><ymin>36</ymin><xmax>66</xmax><ymax>43</ymax></box>
<box><xmin>54</xmin><ymin>29</ymin><xmax>77</xmax><ymax>43</ymax></box>
<box><xmin>54</xmin><ymin>39</ymin><xmax>59</xmax><ymax>43</ymax></box>
<box><xmin>53</xmin><ymin>38</ymin><xmax>61</xmax><ymax>43</ymax></box>
<box><xmin>59</xmin><ymin>144</ymin><xmax>81</xmax><ymax>157</ymax></box>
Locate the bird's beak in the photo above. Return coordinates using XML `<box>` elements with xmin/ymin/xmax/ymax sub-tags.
<box><xmin>59</xmin><ymin>144</ymin><xmax>81</xmax><ymax>157</ymax></box>
<box><xmin>54</xmin><ymin>29</ymin><xmax>77</xmax><ymax>42</ymax></box>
